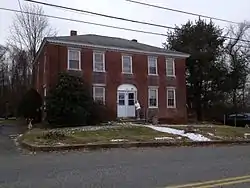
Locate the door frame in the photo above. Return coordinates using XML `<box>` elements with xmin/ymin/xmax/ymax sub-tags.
<box><xmin>117</xmin><ymin>84</ymin><xmax>137</xmax><ymax>118</ymax></box>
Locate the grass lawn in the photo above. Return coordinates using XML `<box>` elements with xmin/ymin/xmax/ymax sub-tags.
<box><xmin>22</xmin><ymin>126</ymin><xmax>188</xmax><ymax>146</ymax></box>
<box><xmin>169</xmin><ymin>125</ymin><xmax>250</xmax><ymax>140</ymax></box>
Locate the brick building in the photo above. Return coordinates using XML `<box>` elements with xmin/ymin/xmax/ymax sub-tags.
<box><xmin>34</xmin><ymin>31</ymin><xmax>189</xmax><ymax>123</ymax></box>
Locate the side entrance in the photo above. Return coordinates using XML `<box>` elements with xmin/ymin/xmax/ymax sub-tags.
<box><xmin>117</xmin><ymin>84</ymin><xmax>137</xmax><ymax>118</ymax></box>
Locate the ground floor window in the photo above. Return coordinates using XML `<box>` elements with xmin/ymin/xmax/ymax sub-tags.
<box><xmin>93</xmin><ymin>86</ymin><xmax>105</xmax><ymax>104</ymax></box>
<box><xmin>148</xmin><ymin>87</ymin><xmax>158</xmax><ymax>108</ymax></box>
<box><xmin>167</xmin><ymin>87</ymin><xmax>176</xmax><ymax>108</ymax></box>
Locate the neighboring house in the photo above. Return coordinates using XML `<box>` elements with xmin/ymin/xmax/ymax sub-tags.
<box><xmin>34</xmin><ymin>30</ymin><xmax>189</xmax><ymax>123</ymax></box>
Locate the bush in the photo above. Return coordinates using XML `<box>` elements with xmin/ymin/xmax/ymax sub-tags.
<box><xmin>87</xmin><ymin>101</ymin><xmax>115</xmax><ymax>125</ymax></box>
<box><xmin>46</xmin><ymin>73</ymin><xmax>100</xmax><ymax>127</ymax></box>
<box><xmin>18</xmin><ymin>88</ymin><xmax>42</xmax><ymax>123</ymax></box>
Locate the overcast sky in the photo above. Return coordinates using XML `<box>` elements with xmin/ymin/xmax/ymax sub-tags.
<box><xmin>1</xmin><ymin>0</ymin><xmax>250</xmax><ymax>48</ymax></box>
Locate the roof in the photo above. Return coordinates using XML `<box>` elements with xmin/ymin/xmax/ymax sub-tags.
<box><xmin>45</xmin><ymin>34</ymin><xmax>189</xmax><ymax>57</ymax></box>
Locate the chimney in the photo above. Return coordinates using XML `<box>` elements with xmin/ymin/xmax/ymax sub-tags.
<box><xmin>70</xmin><ymin>30</ymin><xmax>77</xmax><ymax>36</ymax></box>
<box><xmin>131</xmin><ymin>39</ymin><xmax>137</xmax><ymax>42</ymax></box>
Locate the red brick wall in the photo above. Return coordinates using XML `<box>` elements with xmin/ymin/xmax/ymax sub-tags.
<box><xmin>35</xmin><ymin>43</ymin><xmax>187</xmax><ymax>124</ymax></box>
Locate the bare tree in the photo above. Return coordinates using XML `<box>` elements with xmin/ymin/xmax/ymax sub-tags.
<box><xmin>8</xmin><ymin>3</ymin><xmax>56</xmax><ymax>85</ymax></box>
<box><xmin>224</xmin><ymin>21</ymin><xmax>250</xmax><ymax>111</ymax></box>
<box><xmin>8</xmin><ymin>3</ymin><xmax>56</xmax><ymax>61</ymax></box>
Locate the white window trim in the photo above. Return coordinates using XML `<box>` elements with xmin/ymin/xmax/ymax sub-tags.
<box><xmin>148</xmin><ymin>56</ymin><xmax>158</xmax><ymax>75</ymax></box>
<box><xmin>93</xmin><ymin>86</ymin><xmax>105</xmax><ymax>104</ymax></box>
<box><xmin>122</xmin><ymin>55</ymin><xmax>133</xmax><ymax>74</ymax></box>
<box><xmin>166</xmin><ymin>58</ymin><xmax>176</xmax><ymax>77</ymax></box>
<box><xmin>93</xmin><ymin>51</ymin><xmax>105</xmax><ymax>72</ymax></box>
<box><xmin>167</xmin><ymin>87</ymin><xmax>176</xmax><ymax>108</ymax></box>
<box><xmin>148</xmin><ymin>86</ymin><xmax>158</xmax><ymax>108</ymax></box>
<box><xmin>67</xmin><ymin>48</ymin><xmax>81</xmax><ymax>71</ymax></box>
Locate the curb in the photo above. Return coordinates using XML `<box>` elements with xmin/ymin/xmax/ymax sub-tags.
<box><xmin>20</xmin><ymin>140</ymin><xmax>250</xmax><ymax>152</ymax></box>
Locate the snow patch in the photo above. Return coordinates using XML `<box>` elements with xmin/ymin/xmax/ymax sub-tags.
<box><xmin>154</xmin><ymin>137</ymin><xmax>173</xmax><ymax>140</ymax></box>
<box><xmin>146</xmin><ymin>125</ymin><xmax>211</xmax><ymax>141</ymax></box>
<box><xmin>110</xmin><ymin>139</ymin><xmax>128</xmax><ymax>142</ymax></box>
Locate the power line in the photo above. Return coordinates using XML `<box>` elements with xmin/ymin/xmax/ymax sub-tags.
<box><xmin>125</xmin><ymin>0</ymin><xmax>241</xmax><ymax>25</ymax></box>
<box><xmin>23</xmin><ymin>0</ymin><xmax>250</xmax><ymax>44</ymax></box>
<box><xmin>23</xmin><ymin>0</ymin><xmax>177</xmax><ymax>30</ymax></box>
<box><xmin>1</xmin><ymin>7</ymin><xmax>249</xmax><ymax>49</ymax></box>
<box><xmin>0</xmin><ymin>7</ymin><xmax>168</xmax><ymax>37</ymax></box>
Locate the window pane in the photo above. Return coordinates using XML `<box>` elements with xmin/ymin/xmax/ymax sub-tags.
<box><xmin>166</xmin><ymin>59</ymin><xmax>174</xmax><ymax>76</ymax></box>
<box><xmin>94</xmin><ymin>87</ymin><xmax>104</xmax><ymax>97</ymax></box>
<box><xmin>148</xmin><ymin>57</ymin><xmax>157</xmax><ymax>74</ymax></box>
<box><xmin>149</xmin><ymin>61</ymin><xmax>156</xmax><ymax>68</ymax></box>
<box><xmin>69</xmin><ymin>50</ymin><xmax>80</xmax><ymax>70</ymax></box>
<box><xmin>149</xmin><ymin>89</ymin><xmax>156</xmax><ymax>98</ymax></box>
<box><xmin>128</xmin><ymin>99</ymin><xmax>134</xmax><ymax>106</ymax></box>
<box><xmin>149</xmin><ymin>67</ymin><xmax>156</xmax><ymax>74</ymax></box>
<box><xmin>119</xmin><ymin>100</ymin><xmax>125</xmax><ymax>105</ymax></box>
<box><xmin>168</xmin><ymin>99</ymin><xmax>174</xmax><ymax>106</ymax></box>
<box><xmin>150</xmin><ymin>99</ymin><xmax>156</xmax><ymax>106</ymax></box>
<box><xmin>167</xmin><ymin>89</ymin><xmax>175</xmax><ymax>107</ymax></box>
<box><xmin>168</xmin><ymin>90</ymin><xmax>174</xmax><ymax>99</ymax></box>
<box><xmin>94</xmin><ymin>62</ymin><xmax>104</xmax><ymax>71</ymax></box>
<box><xmin>149</xmin><ymin>89</ymin><xmax>157</xmax><ymax>107</ymax></box>
<box><xmin>128</xmin><ymin>93</ymin><xmax>134</xmax><ymax>99</ymax></box>
<box><xmin>95</xmin><ymin>53</ymin><xmax>103</xmax><ymax>62</ymax></box>
<box><xmin>69</xmin><ymin>60</ymin><xmax>79</xmax><ymax>69</ymax></box>
<box><xmin>123</xmin><ymin>56</ymin><xmax>132</xmax><ymax>73</ymax></box>
<box><xmin>94</xmin><ymin>87</ymin><xmax>105</xmax><ymax>103</ymax></box>
<box><xmin>119</xmin><ymin>93</ymin><xmax>125</xmax><ymax>100</ymax></box>
<box><xmin>94</xmin><ymin>53</ymin><xmax>104</xmax><ymax>71</ymax></box>
<box><xmin>69</xmin><ymin>50</ymin><xmax>79</xmax><ymax>61</ymax></box>
<box><xmin>118</xmin><ymin>93</ymin><xmax>125</xmax><ymax>105</ymax></box>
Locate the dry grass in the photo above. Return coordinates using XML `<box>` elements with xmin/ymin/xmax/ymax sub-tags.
<box><xmin>22</xmin><ymin>126</ymin><xmax>186</xmax><ymax>146</ymax></box>
<box><xmin>169</xmin><ymin>125</ymin><xmax>250</xmax><ymax>140</ymax></box>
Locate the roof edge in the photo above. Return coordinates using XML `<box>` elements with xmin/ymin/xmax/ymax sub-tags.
<box><xmin>46</xmin><ymin>39</ymin><xmax>190</xmax><ymax>58</ymax></box>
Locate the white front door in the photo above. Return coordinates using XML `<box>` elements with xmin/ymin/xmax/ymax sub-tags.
<box><xmin>117</xmin><ymin>91</ymin><xmax>136</xmax><ymax>118</ymax></box>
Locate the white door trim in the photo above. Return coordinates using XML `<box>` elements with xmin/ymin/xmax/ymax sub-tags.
<box><xmin>117</xmin><ymin>84</ymin><xmax>137</xmax><ymax>118</ymax></box>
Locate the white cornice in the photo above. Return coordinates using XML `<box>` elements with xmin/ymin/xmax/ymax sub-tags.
<box><xmin>34</xmin><ymin>38</ymin><xmax>190</xmax><ymax>63</ymax></box>
<box><xmin>47</xmin><ymin>39</ymin><xmax>190</xmax><ymax>58</ymax></box>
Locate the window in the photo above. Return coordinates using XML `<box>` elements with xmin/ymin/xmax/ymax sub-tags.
<box><xmin>122</xmin><ymin>55</ymin><xmax>132</xmax><ymax>74</ymax></box>
<box><xmin>148</xmin><ymin>56</ymin><xmax>157</xmax><ymax>75</ymax></box>
<box><xmin>148</xmin><ymin>87</ymin><xmax>158</xmax><ymax>108</ymax></box>
<box><xmin>167</xmin><ymin>88</ymin><xmax>176</xmax><ymax>108</ymax></box>
<box><xmin>166</xmin><ymin>58</ymin><xmax>175</xmax><ymax>76</ymax></box>
<box><xmin>36</xmin><ymin>62</ymin><xmax>40</xmax><ymax>87</ymax></box>
<box><xmin>93</xmin><ymin>86</ymin><xmax>105</xmax><ymax>104</ymax></box>
<box><xmin>44</xmin><ymin>86</ymin><xmax>47</xmax><ymax>97</ymax></box>
<box><xmin>93</xmin><ymin>52</ymin><xmax>105</xmax><ymax>72</ymax></box>
<box><xmin>68</xmin><ymin>49</ymin><xmax>81</xmax><ymax>70</ymax></box>
<box><xmin>44</xmin><ymin>55</ymin><xmax>46</xmax><ymax>74</ymax></box>
<box><xmin>43</xmin><ymin>85</ymin><xmax>47</xmax><ymax>108</ymax></box>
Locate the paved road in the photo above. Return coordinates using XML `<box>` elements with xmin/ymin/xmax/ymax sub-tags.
<box><xmin>1</xmin><ymin>136</ymin><xmax>250</xmax><ymax>188</ymax></box>
<box><xmin>0</xmin><ymin>124</ymin><xmax>25</xmax><ymax>155</ymax></box>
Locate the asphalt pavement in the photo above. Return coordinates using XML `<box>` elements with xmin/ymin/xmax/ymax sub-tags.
<box><xmin>1</xmin><ymin>132</ymin><xmax>250</xmax><ymax>188</ymax></box>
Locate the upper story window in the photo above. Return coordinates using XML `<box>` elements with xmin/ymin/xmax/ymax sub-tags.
<box><xmin>68</xmin><ymin>48</ymin><xmax>81</xmax><ymax>70</ymax></box>
<box><xmin>166</xmin><ymin>58</ymin><xmax>175</xmax><ymax>76</ymax></box>
<box><xmin>148</xmin><ymin>87</ymin><xmax>158</xmax><ymax>108</ymax></box>
<box><xmin>148</xmin><ymin>56</ymin><xmax>157</xmax><ymax>75</ymax></box>
<box><xmin>122</xmin><ymin>55</ymin><xmax>132</xmax><ymax>74</ymax></box>
<box><xmin>167</xmin><ymin>87</ymin><xmax>176</xmax><ymax>108</ymax></box>
<box><xmin>93</xmin><ymin>51</ymin><xmax>105</xmax><ymax>72</ymax></box>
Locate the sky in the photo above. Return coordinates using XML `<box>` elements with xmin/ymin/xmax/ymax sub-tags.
<box><xmin>1</xmin><ymin>0</ymin><xmax>250</xmax><ymax>48</ymax></box>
